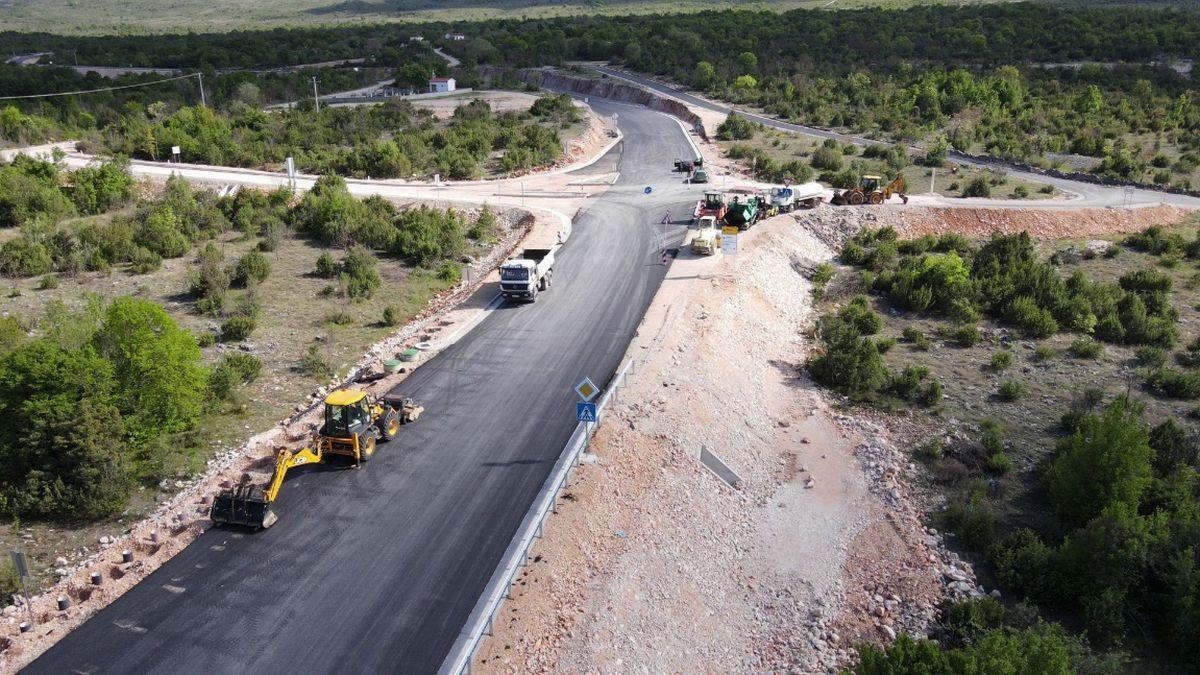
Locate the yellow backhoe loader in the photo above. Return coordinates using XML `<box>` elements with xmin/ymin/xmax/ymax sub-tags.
<box><xmin>831</xmin><ymin>174</ymin><xmax>909</xmax><ymax>206</ymax></box>
<box><xmin>210</xmin><ymin>389</ymin><xmax>423</xmax><ymax>529</ymax></box>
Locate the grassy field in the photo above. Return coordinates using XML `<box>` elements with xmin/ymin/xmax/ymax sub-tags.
<box><xmin>0</xmin><ymin>0</ymin><xmax>1018</xmax><ymax>36</ymax></box>
<box><xmin>717</xmin><ymin>127</ymin><xmax>1058</xmax><ymax>199</ymax></box>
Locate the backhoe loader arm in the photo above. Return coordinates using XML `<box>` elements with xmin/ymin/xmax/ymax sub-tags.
<box><xmin>262</xmin><ymin>447</ymin><xmax>324</xmax><ymax>503</ymax></box>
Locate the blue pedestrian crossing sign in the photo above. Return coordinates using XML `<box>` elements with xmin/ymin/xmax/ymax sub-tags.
<box><xmin>577</xmin><ymin>402</ymin><xmax>598</xmax><ymax>422</ymax></box>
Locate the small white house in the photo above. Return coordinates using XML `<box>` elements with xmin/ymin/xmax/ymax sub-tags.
<box><xmin>408</xmin><ymin>35</ymin><xmax>425</xmax><ymax>42</ymax></box>
<box><xmin>429</xmin><ymin>77</ymin><xmax>456</xmax><ymax>93</ymax></box>
<box><xmin>444</xmin><ymin>33</ymin><xmax>466</xmax><ymax>41</ymax></box>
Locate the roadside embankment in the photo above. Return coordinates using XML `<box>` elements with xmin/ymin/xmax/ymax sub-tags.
<box><xmin>473</xmin><ymin>212</ymin><xmax>975</xmax><ymax>674</ymax></box>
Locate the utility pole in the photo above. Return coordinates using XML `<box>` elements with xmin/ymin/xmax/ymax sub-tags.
<box><xmin>930</xmin><ymin>168</ymin><xmax>936</xmax><ymax>195</ymax></box>
<box><xmin>197</xmin><ymin>72</ymin><xmax>207</xmax><ymax>107</ymax></box>
<box><xmin>311</xmin><ymin>76</ymin><xmax>320</xmax><ymax>111</ymax></box>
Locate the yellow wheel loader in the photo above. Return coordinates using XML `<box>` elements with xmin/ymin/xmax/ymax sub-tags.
<box><xmin>831</xmin><ymin>174</ymin><xmax>909</xmax><ymax>206</ymax></box>
<box><xmin>210</xmin><ymin>389</ymin><xmax>423</xmax><ymax>529</ymax></box>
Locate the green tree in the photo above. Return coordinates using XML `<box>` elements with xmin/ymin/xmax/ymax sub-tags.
<box><xmin>1045</xmin><ymin>396</ymin><xmax>1153</xmax><ymax>528</ymax></box>
<box><xmin>91</xmin><ymin>298</ymin><xmax>206</xmax><ymax>443</ymax></box>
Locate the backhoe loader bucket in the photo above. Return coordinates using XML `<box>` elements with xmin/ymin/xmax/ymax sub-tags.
<box><xmin>210</xmin><ymin>481</ymin><xmax>278</xmax><ymax>529</ymax></box>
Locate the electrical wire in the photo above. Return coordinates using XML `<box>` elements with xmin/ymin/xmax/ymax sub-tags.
<box><xmin>0</xmin><ymin>72</ymin><xmax>200</xmax><ymax>100</ymax></box>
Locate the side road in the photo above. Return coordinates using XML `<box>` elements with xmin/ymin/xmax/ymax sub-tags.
<box><xmin>583</xmin><ymin>63</ymin><xmax>1200</xmax><ymax>211</ymax></box>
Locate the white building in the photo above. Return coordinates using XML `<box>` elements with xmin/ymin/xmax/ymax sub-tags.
<box><xmin>429</xmin><ymin>77</ymin><xmax>456</xmax><ymax>93</ymax></box>
<box><xmin>408</xmin><ymin>36</ymin><xmax>425</xmax><ymax>42</ymax></box>
<box><xmin>444</xmin><ymin>33</ymin><xmax>466</xmax><ymax>41</ymax></box>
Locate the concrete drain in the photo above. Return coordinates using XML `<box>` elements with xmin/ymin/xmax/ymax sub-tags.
<box><xmin>699</xmin><ymin>446</ymin><xmax>744</xmax><ymax>489</ymax></box>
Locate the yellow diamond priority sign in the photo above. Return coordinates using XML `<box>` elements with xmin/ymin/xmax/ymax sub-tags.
<box><xmin>575</xmin><ymin>377</ymin><xmax>599</xmax><ymax>402</ymax></box>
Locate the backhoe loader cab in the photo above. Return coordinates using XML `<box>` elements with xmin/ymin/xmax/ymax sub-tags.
<box><xmin>859</xmin><ymin>175</ymin><xmax>882</xmax><ymax>192</ymax></box>
<box><xmin>210</xmin><ymin>389</ymin><xmax>424</xmax><ymax>529</ymax></box>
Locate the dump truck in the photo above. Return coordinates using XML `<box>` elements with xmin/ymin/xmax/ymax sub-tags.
<box><xmin>693</xmin><ymin>190</ymin><xmax>727</xmax><ymax>224</ymax></box>
<box><xmin>691</xmin><ymin>215</ymin><xmax>722</xmax><ymax>255</ymax></box>
<box><xmin>724</xmin><ymin>194</ymin><xmax>763</xmax><ymax>230</ymax></box>
<box><xmin>831</xmin><ymin>174</ymin><xmax>908</xmax><ymax>206</ymax></box>
<box><xmin>768</xmin><ymin>181</ymin><xmax>824</xmax><ymax>212</ymax></box>
<box><xmin>500</xmin><ymin>246</ymin><xmax>558</xmax><ymax>302</ymax></box>
<box><xmin>210</xmin><ymin>390</ymin><xmax>423</xmax><ymax>529</ymax></box>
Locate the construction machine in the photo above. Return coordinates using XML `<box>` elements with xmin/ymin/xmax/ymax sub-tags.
<box><xmin>831</xmin><ymin>174</ymin><xmax>909</xmax><ymax>206</ymax></box>
<box><xmin>692</xmin><ymin>190</ymin><xmax>727</xmax><ymax>224</ymax></box>
<box><xmin>210</xmin><ymin>389</ymin><xmax>423</xmax><ymax>529</ymax></box>
<box><xmin>691</xmin><ymin>215</ymin><xmax>722</xmax><ymax>255</ymax></box>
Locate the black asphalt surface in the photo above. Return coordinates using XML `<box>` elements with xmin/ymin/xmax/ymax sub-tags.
<box><xmin>26</xmin><ymin>99</ymin><xmax>699</xmax><ymax>674</ymax></box>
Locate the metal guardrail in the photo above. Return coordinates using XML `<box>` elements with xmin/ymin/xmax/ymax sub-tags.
<box><xmin>438</xmin><ymin>357</ymin><xmax>636</xmax><ymax>675</ymax></box>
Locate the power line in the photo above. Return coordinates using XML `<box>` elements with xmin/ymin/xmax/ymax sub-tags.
<box><xmin>0</xmin><ymin>72</ymin><xmax>201</xmax><ymax>101</ymax></box>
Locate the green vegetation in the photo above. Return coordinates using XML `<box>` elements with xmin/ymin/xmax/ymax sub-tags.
<box><xmin>0</xmin><ymin>298</ymin><xmax>208</xmax><ymax>520</ymax></box>
<box><xmin>843</xmin><ymin>227</ymin><xmax>1179</xmax><ymax>351</ymax></box>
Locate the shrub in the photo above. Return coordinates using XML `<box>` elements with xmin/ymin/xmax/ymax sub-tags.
<box><xmin>888</xmin><ymin>365</ymin><xmax>943</xmax><ymax>407</ymax></box>
<box><xmin>208</xmin><ymin>353</ymin><xmax>262</xmax><ymax>400</ymax></box>
<box><xmin>37</xmin><ymin>273</ymin><xmax>59</xmax><ymax>290</ymax></box>
<box><xmin>315</xmin><ymin>251</ymin><xmax>338</xmax><ymax>278</ymax></box>
<box><xmin>327</xmin><ymin>311</ymin><xmax>354</xmax><ymax>326</ymax></box>
<box><xmin>809</xmin><ymin>309</ymin><xmax>888</xmax><ymax>398</ymax></box>
<box><xmin>951</xmin><ymin>325</ymin><xmax>980</xmax><ymax>347</ymax></box>
<box><xmin>1004</xmin><ymin>296</ymin><xmax>1058</xmax><ymax>337</ymax></box>
<box><xmin>340</xmin><ymin>246</ymin><xmax>382</xmax><ymax>301</ymax></box>
<box><xmin>1149</xmin><ymin>368</ymin><xmax>1200</xmax><ymax>399</ymax></box>
<box><xmin>1068</xmin><ymin>337</ymin><xmax>1103</xmax><ymax>359</ymax></box>
<box><xmin>990</xmin><ymin>351</ymin><xmax>1013</xmax><ymax>371</ymax></box>
<box><xmin>1175</xmin><ymin>337</ymin><xmax>1200</xmax><ymax>368</ymax></box>
<box><xmin>1033</xmin><ymin>344</ymin><xmax>1056</xmax><ymax>361</ymax></box>
<box><xmin>810</xmin><ymin>146</ymin><xmax>843</xmax><ymax>171</ymax></box>
<box><xmin>299</xmin><ymin>344</ymin><xmax>333</xmax><ymax>378</ymax></box>
<box><xmin>902</xmin><ymin>326</ymin><xmax>932</xmax><ymax>351</ymax></box>
<box><xmin>382</xmin><ymin>306</ymin><xmax>400</xmax><ymax>327</ymax></box>
<box><xmin>948</xmin><ymin>297</ymin><xmax>980</xmax><ymax>324</ymax></box>
<box><xmin>998</xmin><ymin>379</ymin><xmax>1024</xmax><ymax>401</ymax></box>
<box><xmin>220</xmin><ymin>316</ymin><xmax>256</xmax><ymax>342</ymax></box>
<box><xmin>1046</xmin><ymin>396</ymin><xmax>1152</xmax><ymax>528</ymax></box>
<box><xmin>838</xmin><ymin>296</ymin><xmax>882</xmax><ymax>335</ymax></box>
<box><xmin>715</xmin><ymin>113</ymin><xmax>757</xmax><ymax>141</ymax></box>
<box><xmin>437</xmin><ymin>260</ymin><xmax>462</xmax><ymax>284</ymax></box>
<box><xmin>875</xmin><ymin>337</ymin><xmax>896</xmax><ymax>353</ymax></box>
<box><xmin>391</xmin><ymin>206</ymin><xmax>466</xmax><ymax>266</ymax></box>
<box><xmin>232</xmin><ymin>249</ymin><xmax>270</xmax><ymax>287</ymax></box>
<box><xmin>940</xmin><ymin>487</ymin><xmax>998</xmax><ymax>552</ymax></box>
<box><xmin>961</xmin><ymin>176</ymin><xmax>992</xmax><ymax>198</ymax></box>
<box><xmin>196</xmin><ymin>332</ymin><xmax>216</xmax><ymax>347</ymax></box>
<box><xmin>128</xmin><ymin>246</ymin><xmax>162</xmax><ymax>274</ymax></box>
<box><xmin>1012</xmin><ymin>185</ymin><xmax>1029</xmax><ymax>198</ymax></box>
<box><xmin>987</xmin><ymin>452</ymin><xmax>1013</xmax><ymax>475</ymax></box>
<box><xmin>1135</xmin><ymin>345</ymin><xmax>1166</xmax><ymax>368</ymax></box>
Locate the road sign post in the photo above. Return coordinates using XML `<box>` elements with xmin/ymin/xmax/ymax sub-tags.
<box><xmin>9</xmin><ymin>550</ymin><xmax>33</xmax><ymax>626</ymax></box>
<box><xmin>721</xmin><ymin>225</ymin><xmax>739</xmax><ymax>255</ymax></box>
<box><xmin>574</xmin><ymin>377</ymin><xmax>598</xmax><ymax>403</ymax></box>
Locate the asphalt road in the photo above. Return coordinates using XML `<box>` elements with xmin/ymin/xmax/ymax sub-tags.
<box><xmin>587</xmin><ymin>64</ymin><xmax>1200</xmax><ymax>210</ymax></box>
<box><xmin>25</xmin><ymin>100</ymin><xmax>699</xmax><ymax>674</ymax></box>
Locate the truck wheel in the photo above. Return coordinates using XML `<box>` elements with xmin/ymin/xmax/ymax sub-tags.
<box><xmin>359</xmin><ymin>434</ymin><xmax>376</xmax><ymax>462</ymax></box>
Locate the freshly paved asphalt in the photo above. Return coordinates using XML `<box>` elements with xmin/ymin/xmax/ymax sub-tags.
<box><xmin>25</xmin><ymin>99</ymin><xmax>698</xmax><ymax>674</ymax></box>
<box><xmin>588</xmin><ymin>64</ymin><xmax>1200</xmax><ymax>209</ymax></box>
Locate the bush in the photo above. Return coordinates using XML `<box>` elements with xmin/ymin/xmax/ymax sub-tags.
<box><xmin>1033</xmin><ymin>344</ymin><xmax>1056</xmax><ymax>361</ymax></box>
<box><xmin>196</xmin><ymin>331</ymin><xmax>216</xmax><ymax>347</ymax></box>
<box><xmin>1148</xmin><ymin>368</ymin><xmax>1200</xmax><ymax>399</ymax></box>
<box><xmin>208</xmin><ymin>353</ymin><xmax>262</xmax><ymax>400</ymax></box>
<box><xmin>220</xmin><ymin>315</ymin><xmax>256</xmax><ymax>342</ymax></box>
<box><xmin>315</xmin><ymin>251</ymin><xmax>338</xmax><ymax>278</ymax></box>
<box><xmin>940</xmin><ymin>487</ymin><xmax>998</xmax><ymax>552</ymax></box>
<box><xmin>128</xmin><ymin>246</ymin><xmax>162</xmax><ymax>274</ymax></box>
<box><xmin>810</xmin><ymin>146</ymin><xmax>843</xmax><ymax>171</ymax></box>
<box><xmin>1046</xmin><ymin>396</ymin><xmax>1152</xmax><ymax>528</ymax></box>
<box><xmin>1135</xmin><ymin>345</ymin><xmax>1166</xmax><ymax>368</ymax></box>
<box><xmin>838</xmin><ymin>296</ymin><xmax>882</xmax><ymax>335</ymax></box>
<box><xmin>902</xmin><ymin>326</ymin><xmax>932</xmax><ymax>351</ymax></box>
<box><xmin>989</xmin><ymin>351</ymin><xmax>1013</xmax><ymax>371</ymax></box>
<box><xmin>299</xmin><ymin>344</ymin><xmax>333</xmax><ymax>378</ymax></box>
<box><xmin>987</xmin><ymin>452</ymin><xmax>1013</xmax><ymax>475</ymax></box>
<box><xmin>997</xmin><ymin>379</ymin><xmax>1024</xmax><ymax>401</ymax></box>
<box><xmin>715</xmin><ymin>113</ymin><xmax>757</xmax><ymax>141</ymax></box>
<box><xmin>809</xmin><ymin>309</ymin><xmax>888</xmax><ymax>398</ymax></box>
<box><xmin>232</xmin><ymin>249</ymin><xmax>270</xmax><ymax>287</ymax></box>
<box><xmin>887</xmin><ymin>365</ymin><xmax>943</xmax><ymax>406</ymax></box>
<box><xmin>951</xmin><ymin>324</ymin><xmax>980</xmax><ymax>347</ymax></box>
<box><xmin>340</xmin><ymin>246</ymin><xmax>382</xmax><ymax>301</ymax></box>
<box><xmin>37</xmin><ymin>273</ymin><xmax>59</xmax><ymax>290</ymax></box>
<box><xmin>327</xmin><ymin>311</ymin><xmax>354</xmax><ymax>326</ymax></box>
<box><xmin>1175</xmin><ymin>337</ymin><xmax>1200</xmax><ymax>368</ymax></box>
<box><xmin>1004</xmin><ymin>296</ymin><xmax>1058</xmax><ymax>337</ymax></box>
<box><xmin>382</xmin><ymin>305</ymin><xmax>400</xmax><ymax>327</ymax></box>
<box><xmin>1068</xmin><ymin>337</ymin><xmax>1103</xmax><ymax>359</ymax></box>
<box><xmin>391</xmin><ymin>206</ymin><xmax>466</xmax><ymax>266</ymax></box>
<box><xmin>875</xmin><ymin>337</ymin><xmax>896</xmax><ymax>353</ymax></box>
<box><xmin>437</xmin><ymin>260</ymin><xmax>462</xmax><ymax>284</ymax></box>
<box><xmin>961</xmin><ymin>176</ymin><xmax>992</xmax><ymax>198</ymax></box>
